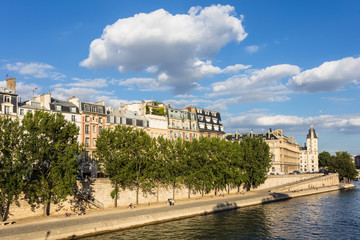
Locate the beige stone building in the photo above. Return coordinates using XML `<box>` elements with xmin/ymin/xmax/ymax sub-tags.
<box><xmin>166</xmin><ymin>105</ymin><xmax>199</xmax><ymax>141</ymax></box>
<box><xmin>121</xmin><ymin>101</ymin><xmax>168</xmax><ymax>139</ymax></box>
<box><xmin>226</xmin><ymin>128</ymin><xmax>300</xmax><ymax>174</ymax></box>
<box><xmin>299</xmin><ymin>125</ymin><xmax>319</xmax><ymax>173</ymax></box>
<box><xmin>0</xmin><ymin>77</ymin><xmax>18</xmax><ymax>119</ymax></box>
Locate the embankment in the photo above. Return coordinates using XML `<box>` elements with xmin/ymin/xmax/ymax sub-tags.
<box><xmin>0</xmin><ymin>174</ymin><xmax>355</xmax><ymax>240</ymax></box>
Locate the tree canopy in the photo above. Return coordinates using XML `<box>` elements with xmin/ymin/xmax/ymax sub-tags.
<box><xmin>96</xmin><ymin>127</ymin><xmax>272</xmax><ymax>203</ymax></box>
<box><xmin>319</xmin><ymin>151</ymin><xmax>332</xmax><ymax>167</ymax></box>
<box><xmin>22</xmin><ymin>110</ymin><xmax>81</xmax><ymax>216</ymax></box>
<box><xmin>328</xmin><ymin>151</ymin><xmax>357</xmax><ymax>181</ymax></box>
<box><xmin>0</xmin><ymin>116</ymin><xmax>27</xmax><ymax>221</ymax></box>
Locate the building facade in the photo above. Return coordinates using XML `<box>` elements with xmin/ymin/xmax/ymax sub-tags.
<box><xmin>0</xmin><ymin>77</ymin><xmax>18</xmax><ymax>118</ymax></box>
<box><xmin>69</xmin><ymin>97</ymin><xmax>106</xmax><ymax>178</ymax></box>
<box><xmin>122</xmin><ymin>101</ymin><xmax>168</xmax><ymax>139</ymax></box>
<box><xmin>299</xmin><ymin>125</ymin><xmax>319</xmax><ymax>173</ymax></box>
<box><xmin>226</xmin><ymin>128</ymin><xmax>300</xmax><ymax>174</ymax></box>
<box><xmin>167</xmin><ymin>106</ymin><xmax>199</xmax><ymax>141</ymax></box>
<box><xmin>107</xmin><ymin>108</ymin><xmax>148</xmax><ymax>130</ymax></box>
<box><xmin>187</xmin><ymin>106</ymin><xmax>225</xmax><ymax>138</ymax></box>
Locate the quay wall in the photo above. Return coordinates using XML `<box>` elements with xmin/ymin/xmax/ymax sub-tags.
<box><xmin>6</xmin><ymin>173</ymin><xmax>334</xmax><ymax>220</ymax></box>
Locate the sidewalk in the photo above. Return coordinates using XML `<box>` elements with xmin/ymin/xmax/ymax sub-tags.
<box><xmin>0</xmin><ymin>184</ymin><xmax>354</xmax><ymax>240</ymax></box>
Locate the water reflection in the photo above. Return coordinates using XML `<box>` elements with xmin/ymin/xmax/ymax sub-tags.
<box><xmin>80</xmin><ymin>183</ymin><xmax>360</xmax><ymax>240</ymax></box>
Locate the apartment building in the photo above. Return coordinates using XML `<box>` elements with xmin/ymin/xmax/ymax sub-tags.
<box><xmin>187</xmin><ymin>106</ymin><xmax>225</xmax><ymax>138</ymax></box>
<box><xmin>69</xmin><ymin>97</ymin><xmax>106</xmax><ymax>178</ymax></box>
<box><xmin>107</xmin><ymin>108</ymin><xmax>148</xmax><ymax>130</ymax></box>
<box><xmin>167</xmin><ymin>105</ymin><xmax>199</xmax><ymax>141</ymax></box>
<box><xmin>0</xmin><ymin>77</ymin><xmax>18</xmax><ymax>118</ymax></box>
<box><xmin>121</xmin><ymin>101</ymin><xmax>168</xmax><ymax>139</ymax></box>
<box><xmin>226</xmin><ymin>128</ymin><xmax>300</xmax><ymax>174</ymax></box>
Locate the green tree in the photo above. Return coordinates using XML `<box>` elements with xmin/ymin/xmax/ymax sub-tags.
<box><xmin>22</xmin><ymin>110</ymin><xmax>81</xmax><ymax>216</ymax></box>
<box><xmin>96</xmin><ymin>126</ymin><xmax>157</xmax><ymax>205</ymax></box>
<box><xmin>328</xmin><ymin>151</ymin><xmax>357</xmax><ymax>181</ymax></box>
<box><xmin>0</xmin><ymin>116</ymin><xmax>27</xmax><ymax>221</ymax></box>
<box><xmin>319</xmin><ymin>151</ymin><xmax>332</xmax><ymax>168</ymax></box>
<box><xmin>240</xmin><ymin>137</ymin><xmax>271</xmax><ymax>190</ymax></box>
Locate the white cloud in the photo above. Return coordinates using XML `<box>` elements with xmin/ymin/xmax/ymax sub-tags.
<box><xmin>68</xmin><ymin>77</ymin><xmax>108</xmax><ymax>88</ymax></box>
<box><xmin>322</xmin><ymin>96</ymin><xmax>354</xmax><ymax>104</ymax></box>
<box><xmin>117</xmin><ymin>77</ymin><xmax>171</xmax><ymax>91</ymax></box>
<box><xmin>80</xmin><ymin>4</ymin><xmax>247</xmax><ymax>94</ymax></box>
<box><xmin>288</xmin><ymin>56</ymin><xmax>360</xmax><ymax>92</ymax></box>
<box><xmin>210</xmin><ymin>64</ymin><xmax>300</xmax><ymax>103</ymax></box>
<box><xmin>223</xmin><ymin>113</ymin><xmax>360</xmax><ymax>135</ymax></box>
<box><xmin>51</xmin><ymin>87</ymin><xmax>112</xmax><ymax>102</ymax></box>
<box><xmin>245</xmin><ymin>45</ymin><xmax>259</xmax><ymax>54</ymax></box>
<box><xmin>4</xmin><ymin>62</ymin><xmax>65</xmax><ymax>80</ymax></box>
<box><xmin>222</xmin><ymin>64</ymin><xmax>251</xmax><ymax>73</ymax></box>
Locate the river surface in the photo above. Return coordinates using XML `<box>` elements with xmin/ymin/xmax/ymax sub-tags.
<box><xmin>81</xmin><ymin>182</ymin><xmax>360</xmax><ymax>240</ymax></box>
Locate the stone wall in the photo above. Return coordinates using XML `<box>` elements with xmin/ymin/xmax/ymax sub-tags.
<box><xmin>5</xmin><ymin>173</ymin><xmax>335</xmax><ymax>220</ymax></box>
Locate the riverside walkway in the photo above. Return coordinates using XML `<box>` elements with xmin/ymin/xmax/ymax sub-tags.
<box><xmin>0</xmin><ymin>182</ymin><xmax>355</xmax><ymax>240</ymax></box>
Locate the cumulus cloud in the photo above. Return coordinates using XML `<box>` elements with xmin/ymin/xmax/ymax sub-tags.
<box><xmin>288</xmin><ymin>56</ymin><xmax>360</xmax><ymax>92</ymax></box>
<box><xmin>117</xmin><ymin>77</ymin><xmax>171</xmax><ymax>91</ymax></box>
<box><xmin>66</xmin><ymin>77</ymin><xmax>108</xmax><ymax>88</ymax></box>
<box><xmin>223</xmin><ymin>113</ymin><xmax>360</xmax><ymax>135</ymax></box>
<box><xmin>80</xmin><ymin>4</ymin><xmax>247</xmax><ymax>94</ymax></box>
<box><xmin>4</xmin><ymin>62</ymin><xmax>65</xmax><ymax>80</ymax></box>
<box><xmin>209</xmin><ymin>64</ymin><xmax>300</xmax><ymax>103</ymax></box>
<box><xmin>222</xmin><ymin>64</ymin><xmax>251</xmax><ymax>73</ymax></box>
<box><xmin>51</xmin><ymin>87</ymin><xmax>112</xmax><ymax>103</ymax></box>
<box><xmin>245</xmin><ymin>45</ymin><xmax>259</xmax><ymax>54</ymax></box>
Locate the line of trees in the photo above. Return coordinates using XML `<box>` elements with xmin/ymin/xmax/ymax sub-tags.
<box><xmin>95</xmin><ymin>125</ymin><xmax>272</xmax><ymax>206</ymax></box>
<box><xmin>319</xmin><ymin>151</ymin><xmax>358</xmax><ymax>181</ymax></box>
<box><xmin>0</xmin><ymin>111</ymin><xmax>80</xmax><ymax>221</ymax></box>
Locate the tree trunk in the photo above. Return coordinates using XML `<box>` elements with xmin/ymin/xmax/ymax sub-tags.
<box><xmin>237</xmin><ymin>185</ymin><xmax>240</xmax><ymax>193</ymax></box>
<box><xmin>202</xmin><ymin>183</ymin><xmax>205</xmax><ymax>197</ymax></box>
<box><xmin>114</xmin><ymin>189</ymin><xmax>118</xmax><ymax>208</ymax></box>
<box><xmin>188</xmin><ymin>184</ymin><xmax>191</xmax><ymax>199</ymax></box>
<box><xmin>3</xmin><ymin>198</ymin><xmax>11</xmax><ymax>221</ymax></box>
<box><xmin>136</xmin><ymin>185</ymin><xmax>140</xmax><ymax>205</ymax></box>
<box><xmin>228</xmin><ymin>183</ymin><xmax>230</xmax><ymax>194</ymax></box>
<box><xmin>157</xmin><ymin>185</ymin><xmax>159</xmax><ymax>203</ymax></box>
<box><xmin>172</xmin><ymin>182</ymin><xmax>176</xmax><ymax>200</ymax></box>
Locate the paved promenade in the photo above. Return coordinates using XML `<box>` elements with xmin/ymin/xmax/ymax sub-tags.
<box><xmin>0</xmin><ymin>183</ymin><xmax>354</xmax><ymax>240</ymax></box>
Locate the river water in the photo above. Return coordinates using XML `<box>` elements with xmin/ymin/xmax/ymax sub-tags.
<box><xmin>81</xmin><ymin>182</ymin><xmax>360</xmax><ymax>240</ymax></box>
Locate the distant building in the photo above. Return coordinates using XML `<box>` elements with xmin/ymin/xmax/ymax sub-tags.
<box><xmin>187</xmin><ymin>106</ymin><xmax>225</xmax><ymax>138</ymax></box>
<box><xmin>167</xmin><ymin>105</ymin><xmax>199</xmax><ymax>141</ymax></box>
<box><xmin>107</xmin><ymin>108</ymin><xmax>148</xmax><ymax>130</ymax></box>
<box><xmin>354</xmin><ymin>154</ymin><xmax>360</xmax><ymax>169</ymax></box>
<box><xmin>121</xmin><ymin>101</ymin><xmax>168</xmax><ymax>139</ymax></box>
<box><xmin>69</xmin><ymin>97</ymin><xmax>106</xmax><ymax>178</ymax></box>
<box><xmin>0</xmin><ymin>77</ymin><xmax>18</xmax><ymax>118</ymax></box>
<box><xmin>226</xmin><ymin>128</ymin><xmax>300</xmax><ymax>174</ymax></box>
<box><xmin>299</xmin><ymin>125</ymin><xmax>319</xmax><ymax>173</ymax></box>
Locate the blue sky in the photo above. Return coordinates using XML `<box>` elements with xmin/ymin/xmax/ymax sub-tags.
<box><xmin>1</xmin><ymin>0</ymin><xmax>360</xmax><ymax>155</ymax></box>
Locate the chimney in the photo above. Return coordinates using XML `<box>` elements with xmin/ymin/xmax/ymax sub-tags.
<box><xmin>6</xmin><ymin>77</ymin><xmax>16</xmax><ymax>90</ymax></box>
<box><xmin>251</xmin><ymin>129</ymin><xmax>254</xmax><ymax>137</ymax></box>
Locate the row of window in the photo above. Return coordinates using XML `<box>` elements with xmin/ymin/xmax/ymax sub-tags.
<box><xmin>84</xmin><ymin>105</ymin><xmax>104</xmax><ymax>114</ymax></box>
<box><xmin>85</xmin><ymin>137</ymin><xmax>96</xmax><ymax>148</ymax></box>
<box><xmin>85</xmin><ymin>116</ymin><xmax>103</xmax><ymax>123</ymax></box>
<box><xmin>169</xmin><ymin>130</ymin><xmax>196</xmax><ymax>140</ymax></box>
<box><xmin>85</xmin><ymin>125</ymin><xmax>103</xmax><ymax>134</ymax></box>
